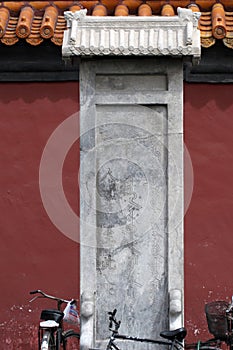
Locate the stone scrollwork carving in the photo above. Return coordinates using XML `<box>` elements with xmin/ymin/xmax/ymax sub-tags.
<box><xmin>169</xmin><ymin>289</ymin><xmax>182</xmax><ymax>330</ymax></box>
<box><xmin>80</xmin><ymin>291</ymin><xmax>95</xmax><ymax>350</ymax></box>
<box><xmin>177</xmin><ymin>8</ymin><xmax>201</xmax><ymax>46</ymax></box>
<box><xmin>64</xmin><ymin>9</ymin><xmax>87</xmax><ymax>46</ymax></box>
<box><xmin>177</xmin><ymin>7</ymin><xmax>201</xmax><ymax>26</ymax></box>
<box><xmin>64</xmin><ymin>9</ymin><xmax>87</xmax><ymax>26</ymax></box>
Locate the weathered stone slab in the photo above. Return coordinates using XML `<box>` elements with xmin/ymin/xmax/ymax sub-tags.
<box><xmin>79</xmin><ymin>58</ymin><xmax>184</xmax><ymax>350</ymax></box>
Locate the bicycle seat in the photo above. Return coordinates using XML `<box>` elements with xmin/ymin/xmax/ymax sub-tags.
<box><xmin>160</xmin><ymin>327</ymin><xmax>187</xmax><ymax>342</ymax></box>
<box><xmin>40</xmin><ymin>309</ymin><xmax>64</xmax><ymax>324</ymax></box>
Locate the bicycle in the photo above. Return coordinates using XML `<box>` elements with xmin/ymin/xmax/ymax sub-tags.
<box><xmin>106</xmin><ymin>309</ymin><xmax>187</xmax><ymax>350</ymax></box>
<box><xmin>185</xmin><ymin>296</ymin><xmax>233</xmax><ymax>350</ymax></box>
<box><xmin>29</xmin><ymin>289</ymin><xmax>80</xmax><ymax>350</ymax></box>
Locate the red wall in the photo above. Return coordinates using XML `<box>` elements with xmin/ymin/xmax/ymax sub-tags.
<box><xmin>184</xmin><ymin>83</ymin><xmax>233</xmax><ymax>341</ymax></box>
<box><xmin>1</xmin><ymin>80</ymin><xmax>233</xmax><ymax>347</ymax></box>
<box><xmin>0</xmin><ymin>82</ymin><xmax>80</xmax><ymax>349</ymax></box>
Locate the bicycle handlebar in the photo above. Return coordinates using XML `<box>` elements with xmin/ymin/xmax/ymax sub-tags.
<box><xmin>30</xmin><ymin>290</ymin><xmax>40</xmax><ymax>295</ymax></box>
<box><xmin>29</xmin><ymin>289</ymin><xmax>75</xmax><ymax>305</ymax></box>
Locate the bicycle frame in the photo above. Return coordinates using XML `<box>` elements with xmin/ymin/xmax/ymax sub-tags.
<box><xmin>112</xmin><ymin>333</ymin><xmax>182</xmax><ymax>350</ymax></box>
<box><xmin>38</xmin><ymin>322</ymin><xmax>61</xmax><ymax>350</ymax></box>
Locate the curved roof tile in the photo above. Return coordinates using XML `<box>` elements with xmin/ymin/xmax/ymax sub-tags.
<box><xmin>0</xmin><ymin>0</ymin><xmax>233</xmax><ymax>48</ymax></box>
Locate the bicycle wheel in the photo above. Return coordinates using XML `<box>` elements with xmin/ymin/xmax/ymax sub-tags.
<box><xmin>62</xmin><ymin>330</ymin><xmax>80</xmax><ymax>350</ymax></box>
<box><xmin>41</xmin><ymin>330</ymin><xmax>56</xmax><ymax>350</ymax></box>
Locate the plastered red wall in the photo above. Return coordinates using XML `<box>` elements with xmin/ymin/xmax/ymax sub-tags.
<box><xmin>184</xmin><ymin>83</ymin><xmax>233</xmax><ymax>342</ymax></box>
<box><xmin>0</xmin><ymin>82</ymin><xmax>80</xmax><ymax>348</ymax></box>
<box><xmin>1</xmin><ymin>80</ymin><xmax>233</xmax><ymax>347</ymax></box>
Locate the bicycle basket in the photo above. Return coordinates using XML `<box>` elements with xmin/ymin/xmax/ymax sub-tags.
<box><xmin>205</xmin><ymin>301</ymin><xmax>229</xmax><ymax>339</ymax></box>
<box><xmin>40</xmin><ymin>309</ymin><xmax>64</xmax><ymax>324</ymax></box>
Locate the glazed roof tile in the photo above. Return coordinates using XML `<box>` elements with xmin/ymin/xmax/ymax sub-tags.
<box><xmin>0</xmin><ymin>1</ymin><xmax>233</xmax><ymax>48</ymax></box>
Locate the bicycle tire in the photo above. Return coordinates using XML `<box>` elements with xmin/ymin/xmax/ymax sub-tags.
<box><xmin>63</xmin><ymin>330</ymin><xmax>80</xmax><ymax>350</ymax></box>
<box><xmin>41</xmin><ymin>330</ymin><xmax>56</xmax><ymax>350</ymax></box>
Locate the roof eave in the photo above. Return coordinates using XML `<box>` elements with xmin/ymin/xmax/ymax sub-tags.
<box><xmin>62</xmin><ymin>8</ymin><xmax>201</xmax><ymax>59</ymax></box>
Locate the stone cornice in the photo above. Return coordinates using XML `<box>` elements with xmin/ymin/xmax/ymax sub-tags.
<box><xmin>62</xmin><ymin>8</ymin><xmax>201</xmax><ymax>58</ymax></box>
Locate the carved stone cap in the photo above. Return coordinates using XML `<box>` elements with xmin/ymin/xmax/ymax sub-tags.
<box><xmin>62</xmin><ymin>8</ymin><xmax>201</xmax><ymax>58</ymax></box>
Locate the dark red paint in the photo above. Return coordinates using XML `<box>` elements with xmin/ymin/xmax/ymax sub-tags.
<box><xmin>184</xmin><ymin>83</ymin><xmax>233</xmax><ymax>341</ymax></box>
<box><xmin>1</xmin><ymin>80</ymin><xmax>233</xmax><ymax>347</ymax></box>
<box><xmin>0</xmin><ymin>82</ymin><xmax>80</xmax><ymax>348</ymax></box>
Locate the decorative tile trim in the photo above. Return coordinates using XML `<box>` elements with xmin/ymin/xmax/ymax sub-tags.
<box><xmin>62</xmin><ymin>8</ymin><xmax>201</xmax><ymax>58</ymax></box>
